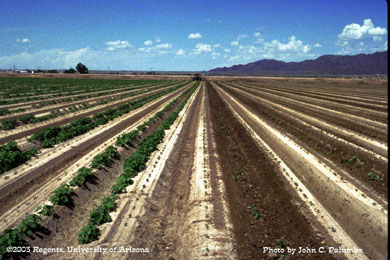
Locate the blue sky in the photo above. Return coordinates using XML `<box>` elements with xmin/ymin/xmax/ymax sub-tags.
<box><xmin>0</xmin><ymin>0</ymin><xmax>387</xmax><ymax>71</ymax></box>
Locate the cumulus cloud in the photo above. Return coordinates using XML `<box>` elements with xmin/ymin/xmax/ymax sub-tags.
<box><xmin>224</xmin><ymin>48</ymin><xmax>231</xmax><ymax>52</ymax></box>
<box><xmin>144</xmin><ymin>40</ymin><xmax>153</xmax><ymax>46</ymax></box>
<box><xmin>155</xmin><ymin>37</ymin><xmax>161</xmax><ymax>43</ymax></box>
<box><xmin>231</xmin><ymin>41</ymin><xmax>239</xmax><ymax>46</ymax></box>
<box><xmin>338</xmin><ymin>19</ymin><xmax>387</xmax><ymax>40</ymax></box>
<box><xmin>237</xmin><ymin>34</ymin><xmax>248</xmax><ymax>40</ymax></box>
<box><xmin>138</xmin><ymin>43</ymin><xmax>172</xmax><ymax>53</ymax></box>
<box><xmin>211</xmin><ymin>51</ymin><xmax>221</xmax><ymax>59</ymax></box>
<box><xmin>188</xmin><ymin>33</ymin><xmax>202</xmax><ymax>39</ymax></box>
<box><xmin>176</xmin><ymin>48</ymin><xmax>185</xmax><ymax>55</ymax></box>
<box><xmin>264</xmin><ymin>36</ymin><xmax>311</xmax><ymax>53</ymax></box>
<box><xmin>194</xmin><ymin>43</ymin><xmax>212</xmax><ymax>53</ymax></box>
<box><xmin>213</xmin><ymin>44</ymin><xmax>221</xmax><ymax>48</ymax></box>
<box><xmin>16</xmin><ymin>38</ymin><xmax>30</xmax><ymax>43</ymax></box>
<box><xmin>253</xmin><ymin>32</ymin><xmax>261</xmax><ymax>38</ymax></box>
<box><xmin>313</xmin><ymin>43</ymin><xmax>322</xmax><ymax>48</ymax></box>
<box><xmin>228</xmin><ymin>55</ymin><xmax>240</xmax><ymax>62</ymax></box>
<box><xmin>105</xmin><ymin>40</ymin><xmax>132</xmax><ymax>51</ymax></box>
<box><xmin>156</xmin><ymin>43</ymin><xmax>172</xmax><ymax>49</ymax></box>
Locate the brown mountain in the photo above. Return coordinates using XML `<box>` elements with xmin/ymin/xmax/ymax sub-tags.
<box><xmin>208</xmin><ymin>51</ymin><xmax>388</xmax><ymax>76</ymax></box>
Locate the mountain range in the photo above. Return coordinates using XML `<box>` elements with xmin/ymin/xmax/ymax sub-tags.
<box><xmin>207</xmin><ymin>51</ymin><xmax>387</xmax><ymax>76</ymax></box>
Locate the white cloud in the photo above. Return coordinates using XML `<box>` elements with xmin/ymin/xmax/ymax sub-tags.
<box><xmin>213</xmin><ymin>44</ymin><xmax>221</xmax><ymax>48</ymax></box>
<box><xmin>313</xmin><ymin>43</ymin><xmax>322</xmax><ymax>47</ymax></box>
<box><xmin>0</xmin><ymin>47</ymin><xmax>92</xmax><ymax>69</ymax></box>
<box><xmin>155</xmin><ymin>37</ymin><xmax>161</xmax><ymax>43</ymax></box>
<box><xmin>237</xmin><ymin>34</ymin><xmax>248</xmax><ymax>40</ymax></box>
<box><xmin>224</xmin><ymin>48</ymin><xmax>231</xmax><ymax>52</ymax></box>
<box><xmin>16</xmin><ymin>38</ymin><xmax>30</xmax><ymax>43</ymax></box>
<box><xmin>188</xmin><ymin>33</ymin><xmax>202</xmax><ymax>39</ymax></box>
<box><xmin>385</xmin><ymin>41</ymin><xmax>388</xmax><ymax>50</ymax></box>
<box><xmin>228</xmin><ymin>55</ymin><xmax>240</xmax><ymax>62</ymax></box>
<box><xmin>138</xmin><ymin>43</ymin><xmax>172</xmax><ymax>53</ymax></box>
<box><xmin>373</xmin><ymin>36</ymin><xmax>382</xmax><ymax>42</ymax></box>
<box><xmin>176</xmin><ymin>48</ymin><xmax>185</xmax><ymax>55</ymax></box>
<box><xmin>156</xmin><ymin>43</ymin><xmax>172</xmax><ymax>49</ymax></box>
<box><xmin>105</xmin><ymin>40</ymin><xmax>132</xmax><ymax>51</ymax></box>
<box><xmin>144</xmin><ymin>40</ymin><xmax>153</xmax><ymax>46</ymax></box>
<box><xmin>253</xmin><ymin>32</ymin><xmax>261</xmax><ymax>38</ymax></box>
<box><xmin>264</xmin><ymin>36</ymin><xmax>311</xmax><ymax>53</ymax></box>
<box><xmin>231</xmin><ymin>41</ymin><xmax>239</xmax><ymax>46</ymax></box>
<box><xmin>338</xmin><ymin>19</ymin><xmax>387</xmax><ymax>40</ymax></box>
<box><xmin>211</xmin><ymin>51</ymin><xmax>221</xmax><ymax>59</ymax></box>
<box><xmin>194</xmin><ymin>43</ymin><xmax>212</xmax><ymax>53</ymax></box>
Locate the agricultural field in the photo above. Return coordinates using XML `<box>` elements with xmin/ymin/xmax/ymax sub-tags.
<box><xmin>0</xmin><ymin>76</ymin><xmax>387</xmax><ymax>260</ymax></box>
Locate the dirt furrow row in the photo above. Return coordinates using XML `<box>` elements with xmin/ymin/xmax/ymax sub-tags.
<box><xmin>224</xmin><ymin>82</ymin><xmax>387</xmax><ymax>135</ymax></box>
<box><xmin>68</xmin><ymin>83</ymin><xmax>203</xmax><ymax>260</ymax></box>
<box><xmin>0</xmin><ymin>81</ymin><xmax>171</xmax><ymax>121</ymax></box>
<box><xmin>214</xmin><ymin>84</ymin><xmax>387</xmax><ymax>260</ymax></box>
<box><xmin>0</xmin><ymin>81</ymin><xmax>166</xmax><ymax>109</ymax></box>
<box><xmin>235</xmin><ymin>79</ymin><xmax>388</xmax><ymax>102</ymax></box>
<box><xmin>0</xmin><ymin>85</ymin><xmax>192</xmax><ymax>222</ymax></box>
<box><xmin>236</xmin><ymin>80</ymin><xmax>388</xmax><ymax>111</ymax></box>
<box><xmin>0</xmin><ymin>83</ymin><xmax>185</xmax><ymax>144</ymax></box>
<box><xmin>219</xmin><ymin>83</ymin><xmax>388</xmax><ymax>156</ymax></box>
<box><xmin>231</xmin><ymin>81</ymin><xmax>387</xmax><ymax>122</ymax></box>
<box><xmin>217</xmin><ymin>82</ymin><xmax>388</xmax><ymax>198</ymax></box>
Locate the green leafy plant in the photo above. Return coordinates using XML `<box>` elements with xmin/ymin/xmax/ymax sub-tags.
<box><xmin>50</xmin><ymin>184</ymin><xmax>74</xmax><ymax>206</ymax></box>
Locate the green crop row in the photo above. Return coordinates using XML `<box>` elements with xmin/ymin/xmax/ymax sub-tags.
<box><xmin>0</xmin><ymin>77</ymin><xmax>178</xmax><ymax>105</ymax></box>
<box><xmin>0</xmin><ymin>214</ymin><xmax>41</xmax><ymax>259</ymax></box>
<box><xmin>27</xmin><ymin>82</ymin><xmax>189</xmax><ymax>148</ymax></box>
<box><xmin>0</xmin><ymin>141</ymin><xmax>37</xmax><ymax>175</ymax></box>
<box><xmin>0</xmin><ymin>143</ymin><xmax>123</xmax><ymax>258</ymax></box>
<box><xmin>115</xmin><ymin>83</ymin><xmax>199</xmax><ymax>148</ymax></box>
<box><xmin>77</xmin><ymin>83</ymin><xmax>198</xmax><ymax>244</ymax></box>
<box><xmin>0</xmin><ymin>82</ymin><xmax>179</xmax><ymax>130</ymax></box>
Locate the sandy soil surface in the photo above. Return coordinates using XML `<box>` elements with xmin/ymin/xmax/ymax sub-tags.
<box><xmin>217</xmin><ymin>83</ymin><xmax>388</xmax><ymax>198</ymax></box>
<box><xmin>0</xmin><ymin>85</ymin><xmax>193</xmax><ymax>233</ymax></box>
<box><xmin>223</xmin><ymin>82</ymin><xmax>387</xmax><ymax>142</ymax></box>
<box><xmin>23</xmin><ymin>86</ymin><xmax>192</xmax><ymax>260</ymax></box>
<box><xmin>0</xmin><ymin>81</ymin><xmax>169</xmax><ymax>120</ymax></box>
<box><xmin>214</xmin><ymin>83</ymin><xmax>387</xmax><ymax>260</ymax></box>
<box><xmin>0</xmin><ymin>82</ymin><xmax>185</xmax><ymax>144</ymax></box>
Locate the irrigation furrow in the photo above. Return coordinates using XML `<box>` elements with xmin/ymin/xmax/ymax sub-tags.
<box><xmin>219</xmin><ymin>83</ymin><xmax>388</xmax><ymax>158</ymax></box>
<box><xmin>214</xmin><ymin>84</ymin><xmax>387</xmax><ymax>260</ymax></box>
<box><xmin>0</xmin><ymin>81</ymin><xmax>172</xmax><ymax>121</ymax></box>
<box><xmin>224</xmin><ymin>82</ymin><xmax>387</xmax><ymax>133</ymax></box>
<box><xmin>232</xmin><ymin>81</ymin><xmax>387</xmax><ymax>122</ymax></box>
<box><xmin>0</xmin><ymin>86</ymin><xmax>191</xmax><ymax>234</ymax></box>
<box><xmin>0</xmin><ymin>82</ymin><xmax>187</xmax><ymax>144</ymax></box>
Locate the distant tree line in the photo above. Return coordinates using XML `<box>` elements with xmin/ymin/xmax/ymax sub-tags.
<box><xmin>33</xmin><ymin>63</ymin><xmax>89</xmax><ymax>74</ymax></box>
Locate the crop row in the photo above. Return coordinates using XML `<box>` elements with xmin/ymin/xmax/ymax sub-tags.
<box><xmin>0</xmin><ymin>83</ymin><xmax>198</xmax><ymax>258</ymax></box>
<box><xmin>0</xmin><ymin>82</ymin><xmax>189</xmax><ymax>175</ymax></box>
<box><xmin>0</xmin><ymin>82</ymin><xmax>176</xmax><ymax>130</ymax></box>
<box><xmin>0</xmin><ymin>80</ymin><xmax>177</xmax><ymax>114</ymax></box>
<box><xmin>0</xmin><ymin>142</ymin><xmax>37</xmax><ymax>175</ymax></box>
<box><xmin>0</xmin><ymin>144</ymin><xmax>120</xmax><ymax>260</ymax></box>
<box><xmin>78</xmin><ymin>83</ymin><xmax>199</xmax><ymax>244</ymax></box>
<box><xmin>0</xmin><ymin>77</ymin><xmax>172</xmax><ymax>101</ymax></box>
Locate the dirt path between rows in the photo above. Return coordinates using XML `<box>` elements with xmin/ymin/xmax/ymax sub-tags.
<box><xmin>0</xmin><ymin>83</ymin><xmax>183</xmax><ymax>144</ymax></box>
<box><xmin>0</xmin><ymin>86</ymin><xmax>192</xmax><ymax>228</ymax></box>
<box><xmin>23</xmin><ymin>87</ymin><xmax>190</xmax><ymax>260</ymax></box>
<box><xmin>0</xmin><ymin>81</ymin><xmax>168</xmax><ymax>121</ymax></box>
<box><xmin>220</xmin><ymin>83</ymin><xmax>388</xmax><ymax>158</ymax></box>
<box><xmin>214</xmin><ymin>83</ymin><xmax>387</xmax><ymax>260</ymax></box>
